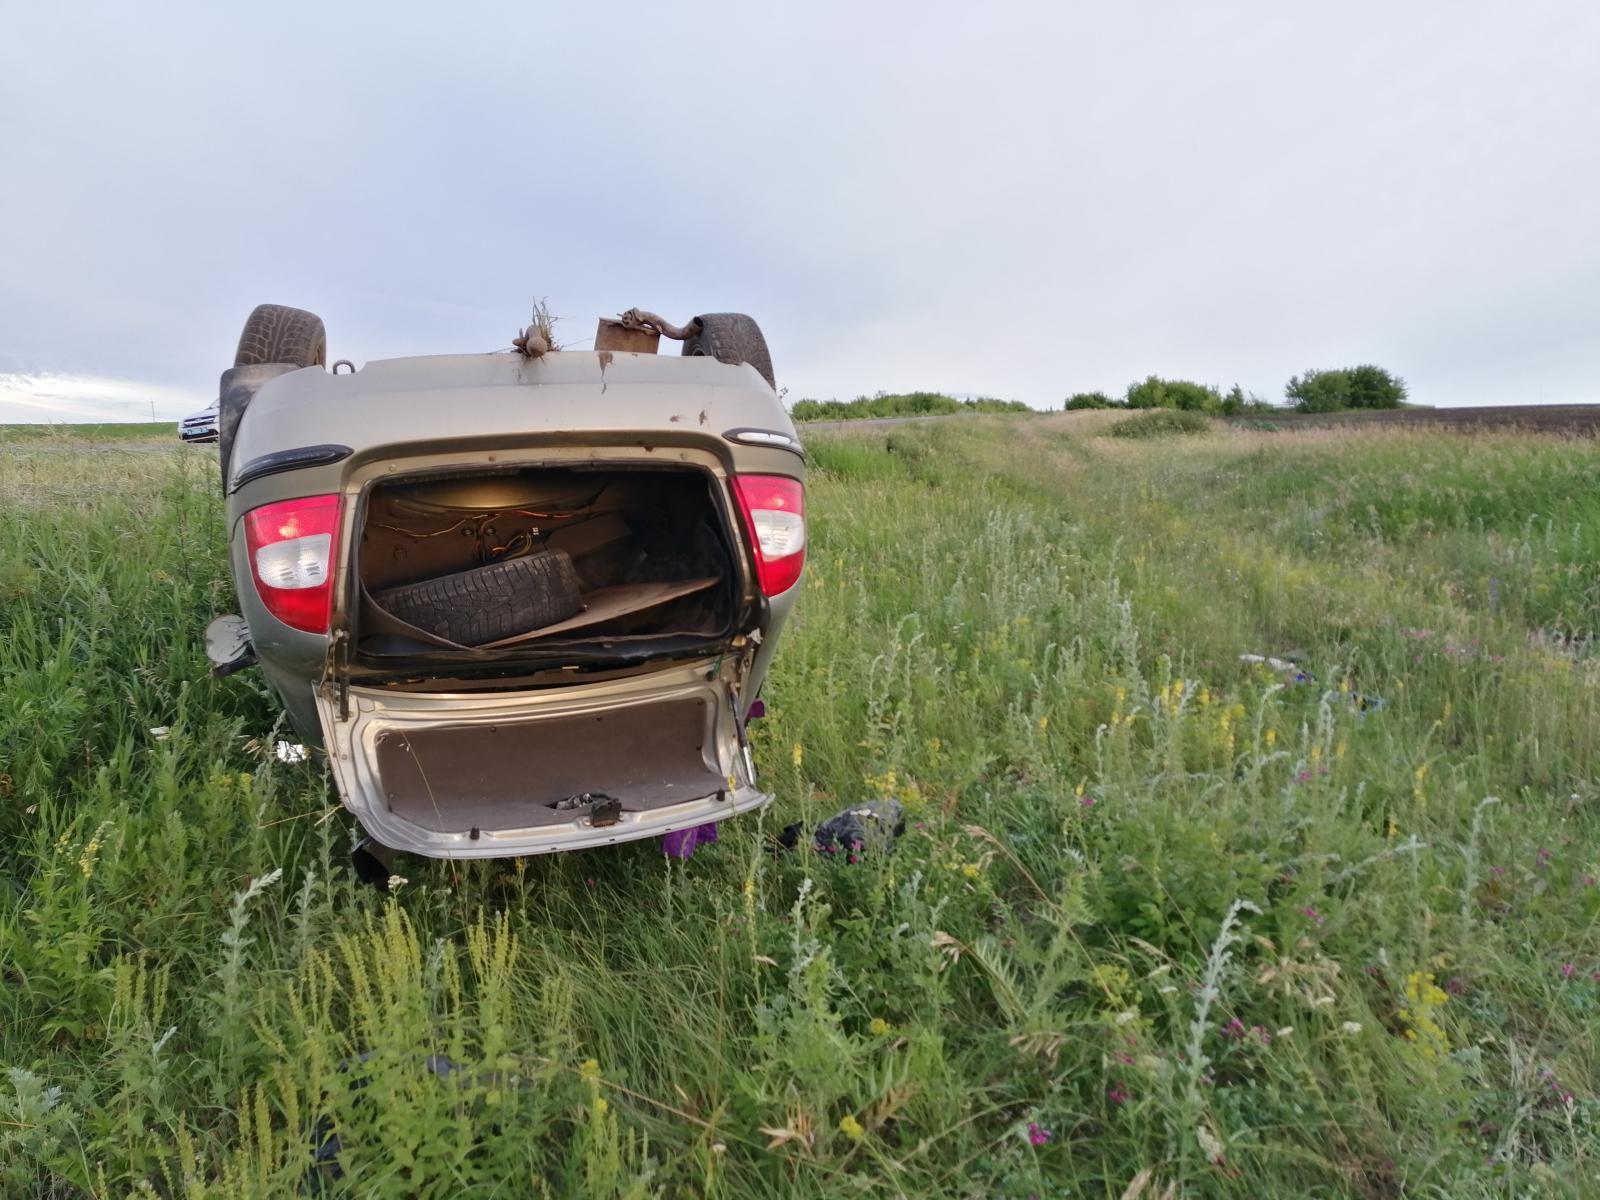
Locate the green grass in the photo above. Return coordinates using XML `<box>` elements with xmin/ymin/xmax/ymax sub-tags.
<box><xmin>0</xmin><ymin>421</ymin><xmax>177</xmax><ymax>441</ymax></box>
<box><xmin>1107</xmin><ymin>410</ymin><xmax>1212</xmax><ymax>438</ymax></box>
<box><xmin>789</xmin><ymin>392</ymin><xmax>1031</xmax><ymax>422</ymax></box>
<box><xmin>3</xmin><ymin>417</ymin><xmax>1598</xmax><ymax>1197</ymax></box>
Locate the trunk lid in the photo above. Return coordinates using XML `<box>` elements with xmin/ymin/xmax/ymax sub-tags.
<box><xmin>314</xmin><ymin>654</ymin><xmax>766</xmax><ymax>859</ymax></box>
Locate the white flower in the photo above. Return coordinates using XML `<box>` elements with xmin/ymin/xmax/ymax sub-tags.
<box><xmin>1341</xmin><ymin>1021</ymin><xmax>1362</xmax><ymax>1035</ymax></box>
<box><xmin>1276</xmin><ymin>1027</ymin><xmax>1294</xmax><ymax>1039</ymax></box>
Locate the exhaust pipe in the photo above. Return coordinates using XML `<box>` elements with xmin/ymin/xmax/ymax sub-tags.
<box><xmin>351</xmin><ymin>835</ymin><xmax>398</xmax><ymax>890</ymax></box>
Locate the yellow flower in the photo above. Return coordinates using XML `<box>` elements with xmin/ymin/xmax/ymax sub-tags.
<box><xmin>838</xmin><ymin>1114</ymin><xmax>865</xmax><ymax>1140</ymax></box>
<box><xmin>1264</xmin><ymin>729</ymin><xmax>1277</xmax><ymax>747</ymax></box>
<box><xmin>579</xmin><ymin>1058</ymin><xmax>601</xmax><ymax>1079</ymax></box>
<box><xmin>791</xmin><ymin>743</ymin><xmax>804</xmax><ymax>769</ymax></box>
<box><xmin>868</xmin><ymin>1017</ymin><xmax>892</xmax><ymax>1036</ymax></box>
<box><xmin>1037</xmin><ymin>715</ymin><xmax>1049</xmax><ymax>733</ymax></box>
<box><xmin>961</xmin><ymin>864</ymin><xmax>981</xmax><ymax>880</ymax></box>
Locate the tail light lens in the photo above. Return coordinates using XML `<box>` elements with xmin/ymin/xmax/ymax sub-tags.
<box><xmin>242</xmin><ymin>494</ymin><xmax>342</xmax><ymax>633</ymax></box>
<box><xmin>733</xmin><ymin>475</ymin><xmax>806</xmax><ymax>595</ymax></box>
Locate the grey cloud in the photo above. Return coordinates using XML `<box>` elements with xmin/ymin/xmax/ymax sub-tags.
<box><xmin>2</xmin><ymin>1</ymin><xmax>1597</xmax><ymax>419</ymax></box>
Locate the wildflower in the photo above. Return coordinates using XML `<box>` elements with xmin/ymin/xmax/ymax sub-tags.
<box><xmin>1559</xmin><ymin>963</ymin><xmax>1576</xmax><ymax>980</ymax></box>
<box><xmin>1038</xmin><ymin>716</ymin><xmax>1049</xmax><ymax>733</ymax></box>
<box><xmin>1536</xmin><ymin>847</ymin><xmax>1553</xmax><ymax>866</ymax></box>
<box><xmin>1300</xmin><ymin>906</ymin><xmax>1324</xmax><ymax>925</ymax></box>
<box><xmin>961</xmin><ymin>863</ymin><xmax>980</xmax><ymax>880</ymax></box>
<box><xmin>868</xmin><ymin>1017</ymin><xmax>892</xmax><ymax>1037</ymax></box>
<box><xmin>1399</xmin><ymin>971</ymin><xmax>1451</xmax><ymax>1056</ymax></box>
<box><xmin>791</xmin><ymin>743</ymin><xmax>804</xmax><ymax>769</ymax></box>
<box><xmin>585</xmin><ymin>878</ymin><xmax>596</xmax><ymax>888</ymax></box>
<box><xmin>838</xmin><ymin>1113</ymin><xmax>864</xmax><ymax>1140</ymax></box>
<box><xmin>579</xmin><ymin>1059</ymin><xmax>601</xmax><ymax>1080</ymax></box>
<box><xmin>1276</xmin><ymin>1026</ymin><xmax>1294</xmax><ymax>1039</ymax></box>
<box><xmin>1341</xmin><ymin>1022</ymin><xmax>1363</xmax><ymax>1035</ymax></box>
<box><xmin>1080</xmin><ymin>794</ymin><xmax>1097</xmax><ymax>808</ymax></box>
<box><xmin>1030</xmin><ymin>1119</ymin><xmax>1056</xmax><ymax>1141</ymax></box>
<box><xmin>1221</xmin><ymin>1017</ymin><xmax>1247</xmax><ymax>1039</ymax></box>
<box><xmin>1295</xmin><ymin>770</ymin><xmax>1313</xmax><ymax>784</ymax></box>
<box><xmin>1264</xmin><ymin>729</ymin><xmax>1277</xmax><ymax>747</ymax></box>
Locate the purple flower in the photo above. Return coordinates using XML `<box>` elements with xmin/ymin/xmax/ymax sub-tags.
<box><xmin>1221</xmin><ymin>1017</ymin><xmax>1247</xmax><ymax>1039</ymax></box>
<box><xmin>1295</xmin><ymin>771</ymin><xmax>1313</xmax><ymax>784</ymax></box>
<box><xmin>1560</xmin><ymin>962</ymin><xmax>1576</xmax><ymax>980</ymax></box>
<box><xmin>1080</xmin><ymin>795</ymin><xmax>1097</xmax><ymax>808</ymax></box>
<box><xmin>1028</xmin><ymin>1120</ymin><xmax>1054</xmax><ymax>1143</ymax></box>
<box><xmin>1106</xmin><ymin>1084</ymin><xmax>1129</xmax><ymax>1107</ymax></box>
<box><xmin>1537</xmin><ymin>847</ymin><xmax>1553</xmax><ymax>865</ymax></box>
<box><xmin>1300</xmin><ymin>906</ymin><xmax>1324</xmax><ymax>925</ymax></box>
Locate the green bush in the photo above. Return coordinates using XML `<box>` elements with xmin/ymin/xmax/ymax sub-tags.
<box><xmin>1064</xmin><ymin>391</ymin><xmax>1116</xmax><ymax>410</ymax></box>
<box><xmin>1286</xmin><ymin>365</ymin><xmax>1406</xmax><ymax>412</ymax></box>
<box><xmin>1107</xmin><ymin>409</ymin><xmax>1211</xmax><ymax>438</ymax></box>
<box><xmin>789</xmin><ymin>392</ymin><xmax>1031</xmax><ymax>422</ymax></box>
<box><xmin>1347</xmin><ymin>364</ymin><xmax>1408</xmax><ymax>409</ymax></box>
<box><xmin>1124</xmin><ymin>376</ymin><xmax>1223</xmax><ymax>413</ymax></box>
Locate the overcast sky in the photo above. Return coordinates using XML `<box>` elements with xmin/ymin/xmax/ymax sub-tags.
<box><xmin>3</xmin><ymin>2</ymin><xmax>1597</xmax><ymax>421</ymax></box>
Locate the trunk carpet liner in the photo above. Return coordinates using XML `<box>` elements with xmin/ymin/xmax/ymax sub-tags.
<box><xmin>373</xmin><ymin>694</ymin><xmax>725</xmax><ymax>831</ymax></box>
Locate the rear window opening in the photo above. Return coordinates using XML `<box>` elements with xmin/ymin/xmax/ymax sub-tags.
<box><xmin>352</xmin><ymin>465</ymin><xmax>744</xmax><ymax>664</ymax></box>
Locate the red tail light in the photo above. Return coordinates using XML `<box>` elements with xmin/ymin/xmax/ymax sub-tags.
<box><xmin>732</xmin><ymin>475</ymin><xmax>806</xmax><ymax>595</ymax></box>
<box><xmin>242</xmin><ymin>494</ymin><xmax>342</xmax><ymax>633</ymax></box>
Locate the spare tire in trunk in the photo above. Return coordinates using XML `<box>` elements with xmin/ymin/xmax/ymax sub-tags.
<box><xmin>374</xmin><ymin>551</ymin><xmax>582</xmax><ymax>646</ymax></box>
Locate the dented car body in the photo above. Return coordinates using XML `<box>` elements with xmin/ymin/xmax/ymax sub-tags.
<box><xmin>216</xmin><ymin>313</ymin><xmax>803</xmax><ymax>862</ymax></box>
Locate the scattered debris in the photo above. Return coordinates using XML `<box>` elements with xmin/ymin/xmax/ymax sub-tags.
<box><xmin>1239</xmin><ymin>654</ymin><xmax>1313</xmax><ymax>684</ymax></box>
<box><xmin>149</xmin><ymin>726</ymin><xmax>170</xmax><ymax>740</ymax></box>
<box><xmin>274</xmin><ymin>741</ymin><xmax>309</xmax><ymax>763</ymax></box>
<box><xmin>661</xmin><ymin>821</ymin><xmax>720</xmax><ymax>859</ymax></box>
<box><xmin>511</xmin><ymin>299</ymin><xmax>557</xmax><ymax>359</ymax></box>
<box><xmin>777</xmin><ymin>799</ymin><xmax>906</xmax><ymax>859</ymax></box>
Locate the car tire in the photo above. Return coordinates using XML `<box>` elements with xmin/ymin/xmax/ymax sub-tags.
<box><xmin>681</xmin><ymin>313</ymin><xmax>775</xmax><ymax>391</ymax></box>
<box><xmin>234</xmin><ymin>304</ymin><xmax>328</xmax><ymax>369</ymax></box>
<box><xmin>220</xmin><ymin>304</ymin><xmax>328</xmax><ymax>490</ymax></box>
<box><xmin>374</xmin><ymin>551</ymin><xmax>584</xmax><ymax>646</ymax></box>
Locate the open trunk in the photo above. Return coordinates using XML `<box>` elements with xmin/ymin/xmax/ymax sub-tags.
<box><xmin>317</xmin><ymin>463</ymin><xmax>767</xmax><ymax>859</ymax></box>
<box><xmin>353</xmin><ymin>464</ymin><xmax>744</xmax><ymax>661</ymax></box>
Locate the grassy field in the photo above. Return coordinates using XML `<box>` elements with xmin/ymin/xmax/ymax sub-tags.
<box><xmin>3</xmin><ymin>416</ymin><xmax>1598</xmax><ymax>1198</ymax></box>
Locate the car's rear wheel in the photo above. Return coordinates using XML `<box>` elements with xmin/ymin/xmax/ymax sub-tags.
<box><xmin>681</xmin><ymin>313</ymin><xmax>775</xmax><ymax>391</ymax></box>
<box><xmin>374</xmin><ymin>551</ymin><xmax>584</xmax><ymax>647</ymax></box>
<box><xmin>234</xmin><ymin>303</ymin><xmax>328</xmax><ymax>369</ymax></box>
<box><xmin>220</xmin><ymin>304</ymin><xmax>327</xmax><ymax>489</ymax></box>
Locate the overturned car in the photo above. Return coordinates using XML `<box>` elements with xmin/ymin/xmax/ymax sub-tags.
<box><xmin>209</xmin><ymin>304</ymin><xmax>804</xmax><ymax>867</ymax></box>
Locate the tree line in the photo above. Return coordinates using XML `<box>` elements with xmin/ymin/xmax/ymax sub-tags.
<box><xmin>1065</xmin><ymin>365</ymin><xmax>1407</xmax><ymax>414</ymax></box>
